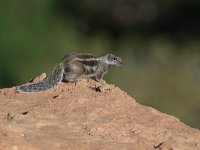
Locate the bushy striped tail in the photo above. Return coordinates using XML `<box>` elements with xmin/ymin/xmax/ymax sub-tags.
<box><xmin>16</xmin><ymin>66</ymin><xmax>64</xmax><ymax>93</ymax></box>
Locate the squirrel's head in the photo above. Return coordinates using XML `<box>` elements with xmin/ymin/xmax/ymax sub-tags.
<box><xmin>102</xmin><ymin>54</ymin><xmax>123</xmax><ymax>67</ymax></box>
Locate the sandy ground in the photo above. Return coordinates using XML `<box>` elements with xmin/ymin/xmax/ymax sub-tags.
<box><xmin>0</xmin><ymin>74</ymin><xmax>200</xmax><ymax>150</ymax></box>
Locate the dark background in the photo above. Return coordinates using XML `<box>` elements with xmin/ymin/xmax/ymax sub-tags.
<box><xmin>0</xmin><ymin>0</ymin><xmax>200</xmax><ymax>128</ymax></box>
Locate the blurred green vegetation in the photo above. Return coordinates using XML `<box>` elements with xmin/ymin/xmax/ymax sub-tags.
<box><xmin>0</xmin><ymin>0</ymin><xmax>200</xmax><ymax>128</ymax></box>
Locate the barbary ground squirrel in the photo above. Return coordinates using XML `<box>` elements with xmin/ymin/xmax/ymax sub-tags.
<box><xmin>16</xmin><ymin>52</ymin><xmax>123</xmax><ymax>93</ymax></box>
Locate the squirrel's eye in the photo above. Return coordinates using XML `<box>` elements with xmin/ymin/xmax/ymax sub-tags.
<box><xmin>113</xmin><ymin>57</ymin><xmax>117</xmax><ymax>61</ymax></box>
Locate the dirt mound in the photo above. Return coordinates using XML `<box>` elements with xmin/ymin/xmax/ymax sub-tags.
<box><xmin>0</xmin><ymin>74</ymin><xmax>200</xmax><ymax>150</ymax></box>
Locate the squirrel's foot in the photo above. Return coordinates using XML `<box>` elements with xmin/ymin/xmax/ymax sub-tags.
<box><xmin>94</xmin><ymin>78</ymin><xmax>107</xmax><ymax>89</ymax></box>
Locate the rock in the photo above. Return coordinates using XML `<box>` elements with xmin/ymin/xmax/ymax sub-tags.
<box><xmin>0</xmin><ymin>75</ymin><xmax>199</xmax><ymax>150</ymax></box>
<box><xmin>28</xmin><ymin>73</ymin><xmax>47</xmax><ymax>84</ymax></box>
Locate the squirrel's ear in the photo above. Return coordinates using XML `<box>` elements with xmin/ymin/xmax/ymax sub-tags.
<box><xmin>105</xmin><ymin>54</ymin><xmax>111</xmax><ymax>57</ymax></box>
<box><xmin>70</xmin><ymin>52</ymin><xmax>78</xmax><ymax>55</ymax></box>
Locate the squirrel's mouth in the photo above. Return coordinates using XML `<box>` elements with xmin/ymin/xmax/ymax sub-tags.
<box><xmin>118</xmin><ymin>59</ymin><xmax>123</xmax><ymax>66</ymax></box>
<box><xmin>117</xmin><ymin>61</ymin><xmax>123</xmax><ymax>66</ymax></box>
